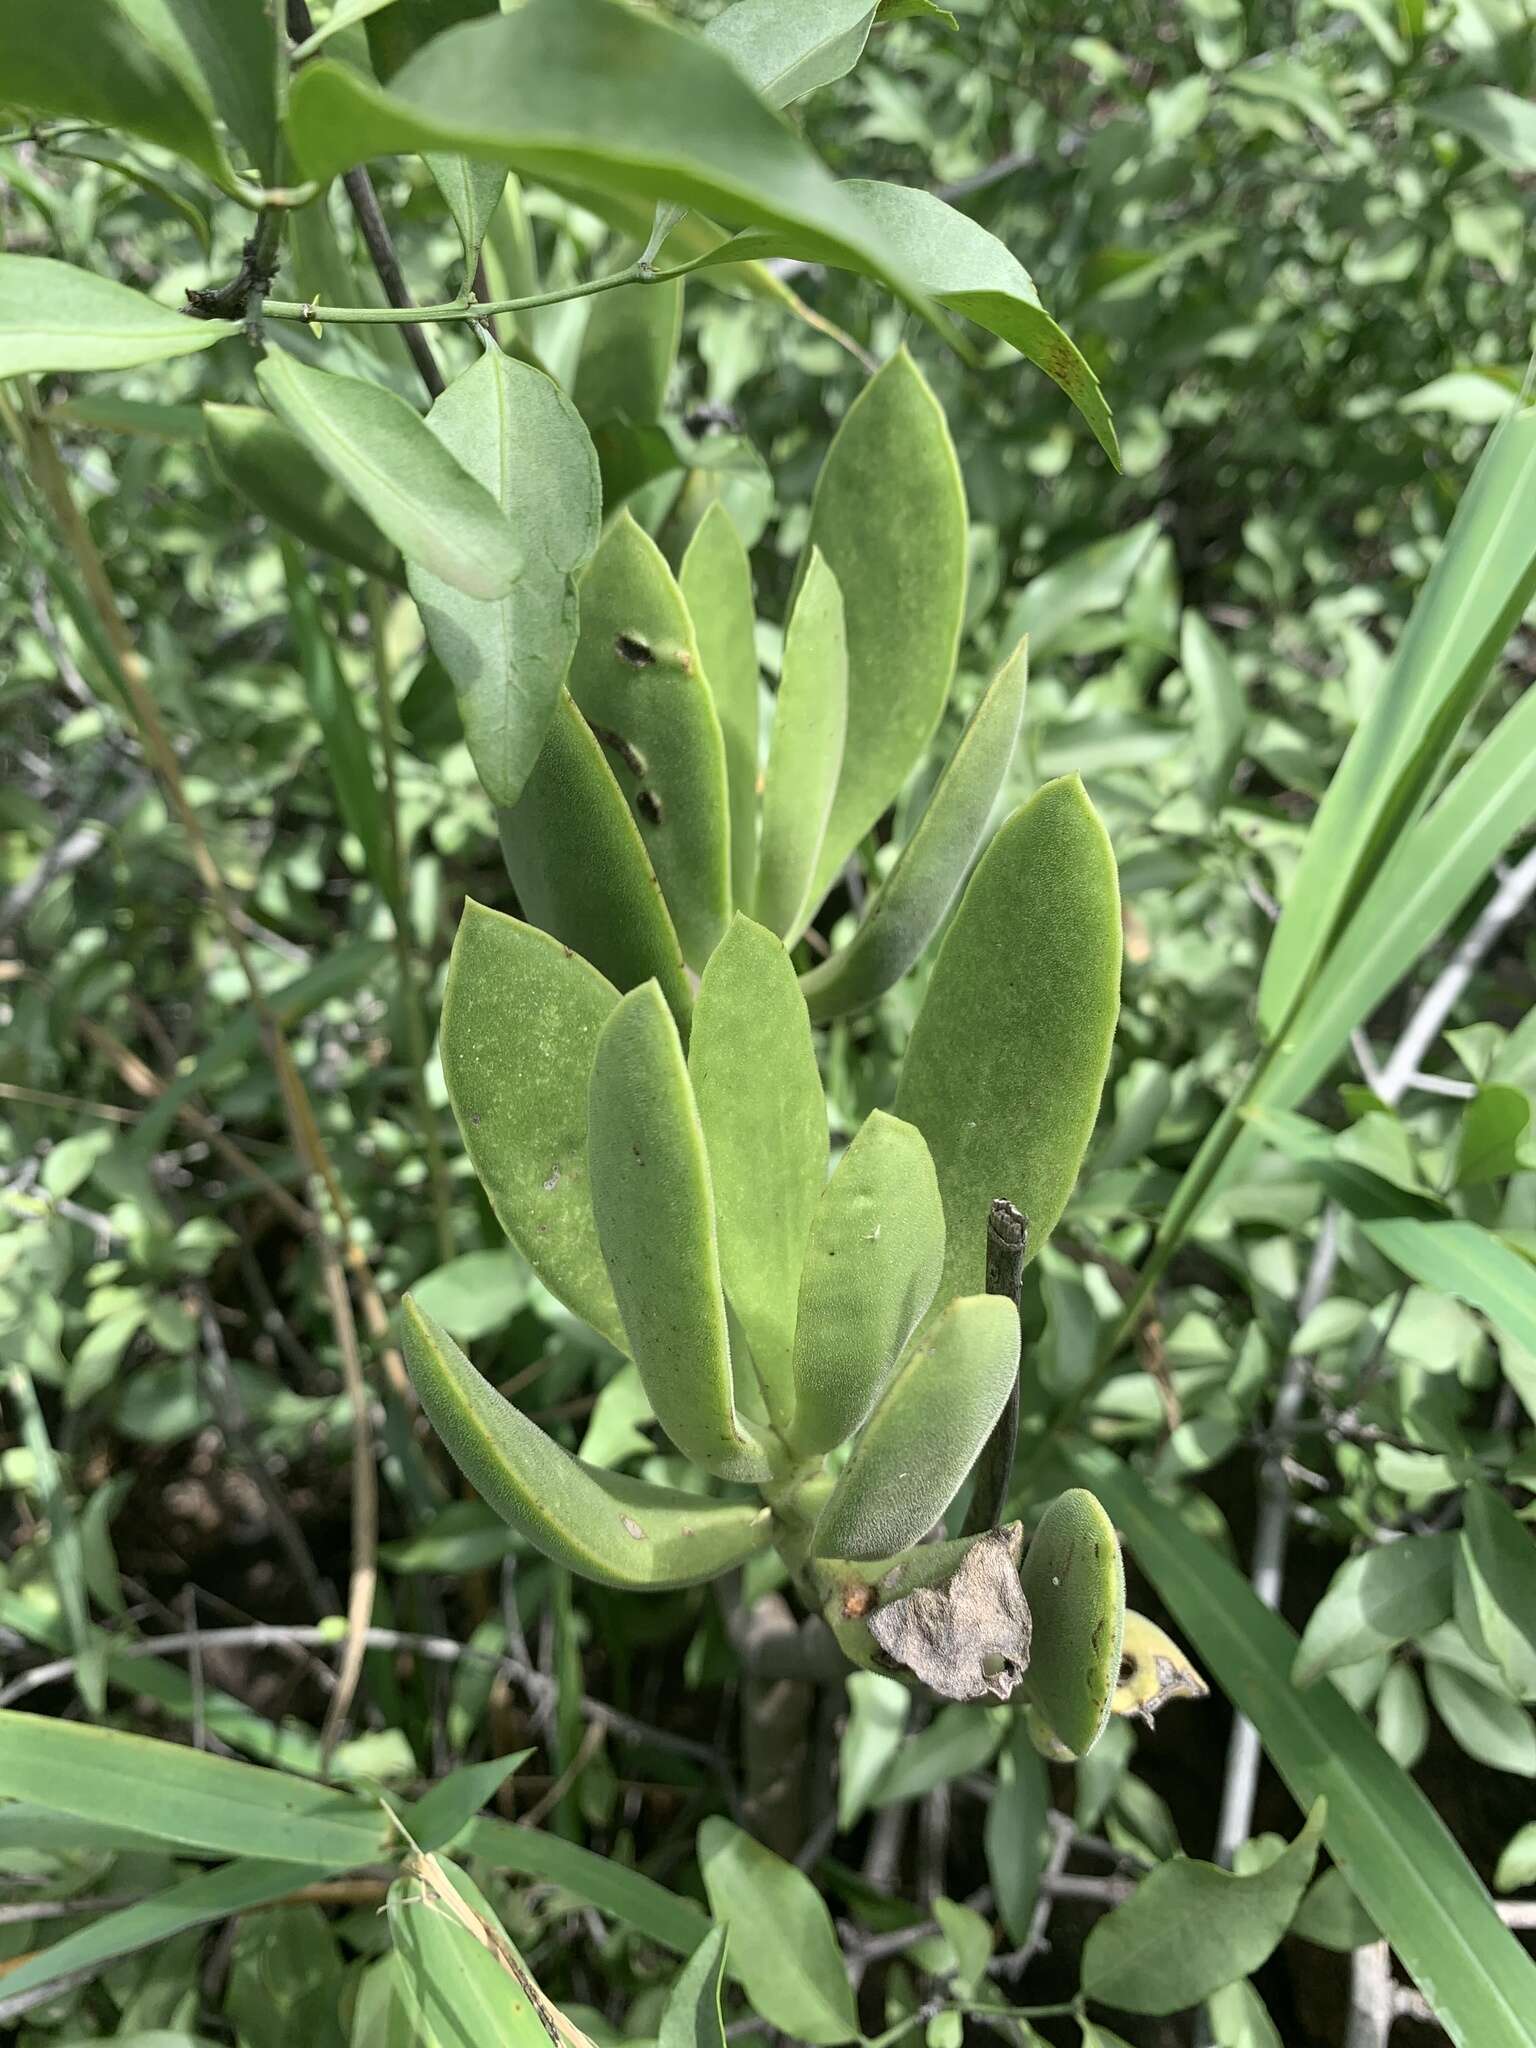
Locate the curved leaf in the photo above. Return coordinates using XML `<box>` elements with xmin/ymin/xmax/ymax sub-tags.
<box><xmin>698</xmin><ymin>1818</ymin><xmax>859</xmax><ymax>2044</ymax></box>
<box><xmin>120</xmin><ymin>0</ymin><xmax>278</xmax><ymax>178</ymax></box>
<box><xmin>574</xmin><ymin>272</ymin><xmax>684</xmax><ymax>429</ymax></box>
<box><xmin>755</xmin><ymin>547</ymin><xmax>848</xmax><ymax>941</ymax></box>
<box><xmin>588</xmin><ymin>984</ymin><xmax>772</xmax><ymax>1480</ymax></box>
<box><xmin>498</xmin><ymin>693</ymin><xmax>694</xmax><ymax>1033</ymax></box>
<box><xmin>1021</xmin><ymin>1487</ymin><xmax>1126</xmax><ymax>1757</ymax></box>
<box><xmin>566</xmin><ymin>512</ymin><xmax>732</xmax><ymax>971</ymax></box>
<box><xmin>689</xmin><ymin>916</ymin><xmax>827</xmax><ymax>1435</ymax></box>
<box><xmin>254</xmin><ymin>351</ymin><xmax>520</xmax><ymax>600</ymax></box>
<box><xmin>204</xmin><ymin>403</ymin><xmax>398</xmax><ymax>579</ymax></box>
<box><xmin>896</xmin><ymin>776</ymin><xmax>1121</xmax><ymax>1307</ymax></box>
<box><xmin>0</xmin><ymin>255</ymin><xmax>238</xmax><ymax>377</ymax></box>
<box><xmin>402</xmin><ymin>1299</ymin><xmax>771</xmax><ymax>1587</ymax></box>
<box><xmin>812</xmin><ymin>1295</ymin><xmax>1020</xmax><ymax>1559</ymax></box>
<box><xmin>801</xmin><ymin>636</ymin><xmax>1028</xmax><ymax>1022</ymax></box>
<box><xmin>707</xmin><ymin>0</ymin><xmax>875</xmax><ymax>106</ymax></box>
<box><xmin>680</xmin><ymin>502</ymin><xmax>760</xmax><ymax>911</ymax></box>
<box><xmin>285</xmin><ymin>0</ymin><xmax>920</xmax><ymax>303</ymax></box>
<box><xmin>789</xmin><ymin>1110</ymin><xmax>943</xmax><ymax>1457</ymax></box>
<box><xmin>659</xmin><ymin>1922</ymin><xmax>730</xmax><ymax>2048</ymax></box>
<box><xmin>439</xmin><ymin>900</ymin><xmax>624</xmax><ymax>1351</ymax></box>
<box><xmin>407</xmin><ymin>351</ymin><xmax>601</xmax><ymax>807</ymax></box>
<box><xmin>800</xmin><ymin>348</ymin><xmax>967</xmax><ymax>906</ymax></box>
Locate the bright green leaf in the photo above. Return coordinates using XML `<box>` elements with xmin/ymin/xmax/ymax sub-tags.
<box><xmin>755</xmin><ymin>547</ymin><xmax>848</xmax><ymax>942</ymax></box>
<box><xmin>1293</xmin><ymin>1536</ymin><xmax>1457</xmax><ymax>1687</ymax></box>
<box><xmin>0</xmin><ymin>255</ymin><xmax>238</xmax><ymax>378</ymax></box>
<box><xmin>658</xmin><ymin>1923</ymin><xmax>729</xmax><ymax>2048</ymax></box>
<box><xmin>204</xmin><ymin>403</ymin><xmax>397</xmax><ymax>579</ymax></box>
<box><xmin>697</xmin><ymin>1818</ymin><xmax>859</xmax><ymax>2044</ymax></box>
<box><xmin>1021</xmin><ymin>1487</ymin><xmax>1126</xmax><ymax>1757</ymax></box>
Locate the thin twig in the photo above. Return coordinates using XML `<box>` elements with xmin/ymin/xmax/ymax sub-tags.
<box><xmin>316</xmin><ymin>1232</ymin><xmax>379</xmax><ymax>1773</ymax></box>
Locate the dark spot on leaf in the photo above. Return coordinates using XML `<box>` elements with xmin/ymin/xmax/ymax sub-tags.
<box><xmin>636</xmin><ymin>788</ymin><xmax>664</xmax><ymax>825</ymax></box>
<box><xmin>543</xmin><ymin>1166</ymin><xmax>560</xmax><ymax>1192</ymax></box>
<box><xmin>589</xmin><ymin>721</ymin><xmax>647</xmax><ymax>777</ymax></box>
<box><xmin>615</xmin><ymin>632</ymin><xmax>653</xmax><ymax>667</ymax></box>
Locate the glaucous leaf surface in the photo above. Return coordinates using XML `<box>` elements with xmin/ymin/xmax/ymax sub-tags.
<box><xmin>1083</xmin><ymin>1802</ymin><xmax>1323</xmax><ymax>2014</ymax></box>
<box><xmin>789</xmin><ymin>1110</ymin><xmax>943</xmax><ymax>1457</ymax></box>
<box><xmin>204</xmin><ymin>403</ymin><xmax>397</xmax><ymax>580</ymax></box>
<box><xmin>497</xmin><ymin>694</ymin><xmax>694</xmax><ymax>1031</ymax></box>
<box><xmin>680</xmin><ymin>502</ymin><xmax>760</xmax><ymax>911</ymax></box>
<box><xmin>565</xmin><ymin>512</ymin><xmax>732</xmax><ymax>971</ymax></box>
<box><xmin>896</xmin><ymin>776</ymin><xmax>1122</xmax><ymax>1307</ymax></box>
<box><xmin>402</xmin><ymin>1300</ymin><xmax>771</xmax><ymax>1587</ymax></box>
<box><xmin>697</xmin><ymin>1818</ymin><xmax>859</xmax><ymax>2044</ymax></box>
<box><xmin>407</xmin><ymin>352</ymin><xmax>600</xmax><ymax>808</ymax></box>
<box><xmin>688</xmin><ymin>917</ymin><xmax>827</xmax><ymax>1435</ymax></box>
<box><xmin>754</xmin><ymin>547</ymin><xmax>848</xmax><ymax>942</ymax></box>
<box><xmin>1021</xmin><ymin>1488</ymin><xmax>1126</xmax><ymax>1757</ymax></box>
<box><xmin>439</xmin><ymin>901</ymin><xmax>624</xmax><ymax>1350</ymax></box>
<box><xmin>588</xmin><ymin>984</ymin><xmax>772</xmax><ymax>1481</ymax></box>
<box><xmin>0</xmin><ymin>255</ymin><xmax>239</xmax><ymax>377</ymax></box>
<box><xmin>800</xmin><ymin>636</ymin><xmax>1027</xmax><ymax>1022</ymax></box>
<box><xmin>254</xmin><ymin>351</ymin><xmax>520</xmax><ymax>600</ymax></box>
<box><xmin>284</xmin><ymin>0</ymin><xmax>918</xmax><ymax>301</ymax></box>
<box><xmin>793</xmin><ymin>350</ymin><xmax>965</xmax><ymax>909</ymax></box>
<box><xmin>811</xmin><ymin>1295</ymin><xmax>1020</xmax><ymax>1559</ymax></box>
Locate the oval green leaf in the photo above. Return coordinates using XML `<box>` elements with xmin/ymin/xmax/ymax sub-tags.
<box><xmin>0</xmin><ymin>255</ymin><xmax>238</xmax><ymax>378</ymax></box>
<box><xmin>895</xmin><ymin>775</ymin><xmax>1121</xmax><ymax>1307</ymax></box>
<box><xmin>755</xmin><ymin>547</ymin><xmax>848</xmax><ymax>942</ymax></box>
<box><xmin>706</xmin><ymin>0</ymin><xmax>876</xmax><ymax>107</ymax></box>
<box><xmin>204</xmin><ymin>402</ymin><xmax>398</xmax><ymax>580</ymax></box>
<box><xmin>811</xmin><ymin>1294</ymin><xmax>1020</xmax><ymax>1560</ymax></box>
<box><xmin>789</xmin><ymin>1110</ymin><xmax>943</xmax><ymax>1457</ymax></box>
<box><xmin>565</xmin><ymin>512</ymin><xmax>732</xmax><ymax>971</ymax></box>
<box><xmin>1020</xmin><ymin>1486</ymin><xmax>1126</xmax><ymax>1758</ymax></box>
<box><xmin>439</xmin><ymin>900</ymin><xmax>624</xmax><ymax>1351</ymax></box>
<box><xmin>402</xmin><ymin>1299</ymin><xmax>771</xmax><ymax>1587</ymax></box>
<box><xmin>254</xmin><ymin>349</ymin><xmax>520</xmax><ymax>601</ymax></box>
<box><xmin>801</xmin><ymin>636</ymin><xmax>1028</xmax><ymax>1022</ymax></box>
<box><xmin>680</xmin><ymin>501</ymin><xmax>760</xmax><ymax>912</ymax></box>
<box><xmin>406</xmin><ymin>350</ymin><xmax>601</xmax><ymax>808</ymax></box>
<box><xmin>697</xmin><ymin>1818</ymin><xmax>859</xmax><ymax>2045</ymax></box>
<box><xmin>689</xmin><ymin>916</ymin><xmax>827</xmax><ymax>1435</ymax></box>
<box><xmin>588</xmin><ymin>983</ymin><xmax>772</xmax><ymax>1481</ymax></box>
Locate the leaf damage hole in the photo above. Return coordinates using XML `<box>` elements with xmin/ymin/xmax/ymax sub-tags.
<box><xmin>615</xmin><ymin>631</ymin><xmax>654</xmax><ymax>667</ymax></box>
<box><xmin>621</xmin><ymin>1516</ymin><xmax>646</xmax><ymax>1541</ymax></box>
<box><xmin>589</xmin><ymin>722</ymin><xmax>647</xmax><ymax>778</ymax></box>
<box><xmin>636</xmin><ymin>788</ymin><xmax>664</xmax><ymax>825</ymax></box>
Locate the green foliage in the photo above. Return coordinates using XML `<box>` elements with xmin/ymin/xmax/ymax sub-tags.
<box><xmin>753</xmin><ymin>546</ymin><xmax>847</xmax><ymax>942</ymax></box>
<box><xmin>1019</xmin><ymin>1488</ymin><xmax>1126</xmax><ymax>1758</ymax></box>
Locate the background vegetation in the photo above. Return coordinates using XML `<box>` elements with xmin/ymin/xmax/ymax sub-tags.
<box><xmin>3</xmin><ymin>2</ymin><xmax>1536</xmax><ymax>2044</ymax></box>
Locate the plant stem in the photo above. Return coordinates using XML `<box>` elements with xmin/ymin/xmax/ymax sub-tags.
<box><xmin>963</xmin><ymin>1198</ymin><xmax>1028</xmax><ymax>1534</ymax></box>
<box><xmin>368</xmin><ymin>581</ymin><xmax>455</xmax><ymax>1266</ymax></box>
<box><xmin>260</xmin><ymin>260</ymin><xmax>649</xmax><ymax>327</ymax></box>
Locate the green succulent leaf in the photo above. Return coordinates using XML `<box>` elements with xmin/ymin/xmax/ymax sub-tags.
<box><xmin>796</xmin><ymin>348</ymin><xmax>967</xmax><ymax>909</ymax></box>
<box><xmin>204</xmin><ymin>403</ymin><xmax>398</xmax><ymax>581</ymax></box>
<box><xmin>1020</xmin><ymin>1486</ymin><xmax>1126</xmax><ymax>1758</ymax></box>
<box><xmin>811</xmin><ymin>1294</ymin><xmax>1020</xmax><ymax>1559</ymax></box>
<box><xmin>498</xmin><ymin>693</ymin><xmax>694</xmax><ymax>1033</ymax></box>
<box><xmin>253</xmin><ymin>351</ymin><xmax>520</xmax><ymax>601</ymax></box>
<box><xmin>801</xmin><ymin>636</ymin><xmax>1028</xmax><ymax>1022</ymax></box>
<box><xmin>284</xmin><ymin>0</ymin><xmax>921</xmax><ymax>304</ymax></box>
<box><xmin>565</xmin><ymin>511</ymin><xmax>732</xmax><ymax>972</ymax></box>
<box><xmin>680</xmin><ymin>502</ymin><xmax>760</xmax><ymax>912</ymax></box>
<box><xmin>402</xmin><ymin>1299</ymin><xmax>770</xmax><ymax>1588</ymax></box>
<box><xmin>0</xmin><ymin>256</ymin><xmax>239</xmax><ymax>378</ymax></box>
<box><xmin>689</xmin><ymin>917</ymin><xmax>828</xmax><ymax>1437</ymax></box>
<box><xmin>896</xmin><ymin>775</ymin><xmax>1122</xmax><ymax>1307</ymax></box>
<box><xmin>588</xmin><ymin>983</ymin><xmax>772</xmax><ymax>1481</ymax></box>
<box><xmin>439</xmin><ymin>901</ymin><xmax>625</xmax><ymax>1351</ymax></box>
<box><xmin>755</xmin><ymin>547</ymin><xmax>848</xmax><ymax>943</ymax></box>
<box><xmin>789</xmin><ymin>1111</ymin><xmax>944</xmax><ymax>1457</ymax></box>
<box><xmin>407</xmin><ymin>351</ymin><xmax>601</xmax><ymax>809</ymax></box>
<box><xmin>1082</xmin><ymin>1801</ymin><xmax>1324</xmax><ymax>2014</ymax></box>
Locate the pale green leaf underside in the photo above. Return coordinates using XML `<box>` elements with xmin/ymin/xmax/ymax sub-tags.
<box><xmin>0</xmin><ymin>255</ymin><xmax>238</xmax><ymax>377</ymax></box>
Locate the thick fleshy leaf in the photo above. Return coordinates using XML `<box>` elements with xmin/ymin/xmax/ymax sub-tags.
<box><xmin>498</xmin><ymin>693</ymin><xmax>694</xmax><ymax>1031</ymax></box>
<box><xmin>565</xmin><ymin>512</ymin><xmax>732</xmax><ymax>971</ymax></box>
<box><xmin>811</xmin><ymin>1295</ymin><xmax>1020</xmax><ymax>1559</ymax></box>
<box><xmin>755</xmin><ymin>548</ymin><xmax>848</xmax><ymax>941</ymax></box>
<box><xmin>407</xmin><ymin>351</ymin><xmax>600</xmax><ymax>808</ymax></box>
<box><xmin>895</xmin><ymin>777</ymin><xmax>1122</xmax><ymax>1307</ymax></box>
<box><xmin>1070</xmin><ymin>1442</ymin><xmax>1536</xmax><ymax>2048</ymax></box>
<box><xmin>204</xmin><ymin>403</ymin><xmax>398</xmax><ymax>579</ymax></box>
<box><xmin>1259</xmin><ymin>404</ymin><xmax>1536</xmax><ymax>1039</ymax></box>
<box><xmin>254</xmin><ymin>351</ymin><xmax>520</xmax><ymax>601</ymax></box>
<box><xmin>789</xmin><ymin>1111</ymin><xmax>943</xmax><ymax>1457</ymax></box>
<box><xmin>801</xmin><ymin>637</ymin><xmax>1027</xmax><ymax>1022</ymax></box>
<box><xmin>1020</xmin><ymin>1488</ymin><xmax>1126</xmax><ymax>1757</ymax></box>
<box><xmin>697</xmin><ymin>1818</ymin><xmax>859</xmax><ymax>2044</ymax></box>
<box><xmin>1292</xmin><ymin>1536</ymin><xmax>1456</xmax><ymax>1687</ymax></box>
<box><xmin>680</xmin><ymin>502</ymin><xmax>760</xmax><ymax>911</ymax></box>
<box><xmin>439</xmin><ymin>900</ymin><xmax>624</xmax><ymax>1350</ymax></box>
<box><xmin>800</xmin><ymin>349</ymin><xmax>967</xmax><ymax>906</ymax></box>
<box><xmin>659</xmin><ymin>1922</ymin><xmax>729</xmax><ymax>2048</ymax></box>
<box><xmin>0</xmin><ymin>255</ymin><xmax>238</xmax><ymax>377</ymax></box>
<box><xmin>1083</xmin><ymin>1803</ymin><xmax>1324</xmax><ymax>2015</ymax></box>
<box><xmin>1</xmin><ymin>0</ymin><xmax>234</xmax><ymax>186</ymax></box>
<box><xmin>402</xmin><ymin>1300</ymin><xmax>770</xmax><ymax>1586</ymax></box>
<box><xmin>689</xmin><ymin>917</ymin><xmax>827</xmax><ymax>1435</ymax></box>
<box><xmin>706</xmin><ymin>0</ymin><xmax>876</xmax><ymax>106</ymax></box>
<box><xmin>284</xmin><ymin>0</ymin><xmax>920</xmax><ymax>303</ymax></box>
<box><xmin>588</xmin><ymin>984</ymin><xmax>771</xmax><ymax>1481</ymax></box>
